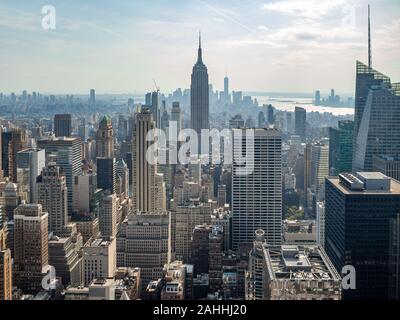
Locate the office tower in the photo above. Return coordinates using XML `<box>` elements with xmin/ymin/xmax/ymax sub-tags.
<box><xmin>223</xmin><ymin>75</ymin><xmax>230</xmax><ymax>105</ymax></box>
<box><xmin>118</xmin><ymin>115</ymin><xmax>128</xmax><ymax>142</ymax></box>
<box><xmin>175</xmin><ymin>202</ymin><xmax>212</xmax><ymax>262</ymax></box>
<box><xmin>82</xmin><ymin>238</ymin><xmax>116</xmax><ymax>286</ymax></box>
<box><xmin>329</xmin><ymin>120</ymin><xmax>354</xmax><ymax>175</ymax></box>
<box><xmin>145</xmin><ymin>92</ymin><xmax>152</xmax><ymax>106</ymax></box>
<box><xmin>232</xmin><ymin>129</ymin><xmax>282</xmax><ymax>249</ymax></box>
<box><xmin>4</xmin><ymin>182</ymin><xmax>20</xmax><ymax>221</ymax></box>
<box><xmin>36</xmin><ymin>162</ymin><xmax>68</xmax><ymax>235</ymax></box>
<box><xmin>316</xmin><ymin>201</ymin><xmax>325</xmax><ymax>248</ymax></box>
<box><xmin>96</xmin><ymin>115</ymin><xmax>114</xmax><ymax>158</ymax></box>
<box><xmin>115</xmin><ymin>159</ymin><xmax>129</xmax><ymax>199</ymax></box>
<box><xmin>150</xmin><ymin>91</ymin><xmax>160</xmax><ymax>128</ymax></box>
<box><xmin>132</xmin><ymin>109</ymin><xmax>166</xmax><ymax>212</ymax></box>
<box><xmin>14</xmin><ymin>204</ymin><xmax>49</xmax><ymax>293</ymax></box>
<box><xmin>311</xmin><ymin>143</ymin><xmax>329</xmax><ymax>200</ymax></box>
<box><xmin>217</xmin><ymin>184</ymin><xmax>226</xmax><ymax>207</ymax></box>
<box><xmin>48</xmin><ymin>233</ymin><xmax>82</xmax><ymax>287</ymax></box>
<box><xmin>117</xmin><ymin>212</ymin><xmax>171</xmax><ymax>293</ymax></box>
<box><xmin>353</xmin><ymin>63</ymin><xmax>400</xmax><ymax>171</ymax></box>
<box><xmin>325</xmin><ymin>172</ymin><xmax>400</xmax><ymax>299</ymax></box>
<box><xmin>54</xmin><ymin>114</ymin><xmax>72</xmax><ymax>137</ymax></box>
<box><xmin>190</xmin><ymin>33</ymin><xmax>210</xmax><ymax>150</ymax></box>
<box><xmin>229</xmin><ymin>114</ymin><xmax>245</xmax><ymax>129</ymax></box>
<box><xmin>89</xmin><ymin>89</ymin><xmax>96</xmax><ymax>106</ymax></box>
<box><xmin>0</xmin><ymin>223</ymin><xmax>12</xmax><ymax>300</ymax></box>
<box><xmin>258</xmin><ymin>111</ymin><xmax>265</xmax><ymax>128</ymax></box>
<box><xmin>315</xmin><ymin>90</ymin><xmax>321</xmax><ymax>105</ymax></box>
<box><xmin>78</xmin><ymin>124</ymin><xmax>89</xmax><ymax>143</ymax></box>
<box><xmin>267</xmin><ymin>104</ymin><xmax>274</xmax><ymax>125</ymax></box>
<box><xmin>73</xmin><ymin>171</ymin><xmax>101</xmax><ymax>215</ymax></box>
<box><xmin>352</xmin><ymin>7</ymin><xmax>400</xmax><ymax>170</ymax></box>
<box><xmin>2</xmin><ymin>128</ymin><xmax>27</xmax><ymax>182</ymax></box>
<box><xmin>99</xmin><ymin>193</ymin><xmax>117</xmax><ymax>239</ymax></box>
<box><xmin>303</xmin><ymin>143</ymin><xmax>312</xmax><ymax>194</ymax></box>
<box><xmin>190</xmin><ymin>224</ymin><xmax>211</xmax><ymax>276</ymax></box>
<box><xmin>373</xmin><ymin>155</ymin><xmax>400</xmax><ymax>181</ymax></box>
<box><xmin>16</xmin><ymin>148</ymin><xmax>46</xmax><ymax>203</ymax></box>
<box><xmin>208</xmin><ymin>225</ymin><xmax>223</xmax><ymax>292</ymax></box>
<box><xmin>171</xmin><ymin>102</ymin><xmax>183</xmax><ymax>132</ymax></box>
<box><xmin>96</xmin><ymin>157</ymin><xmax>116</xmax><ymax>194</ymax></box>
<box><xmin>37</xmin><ymin>136</ymin><xmax>82</xmax><ymax>214</ymax></box>
<box><xmin>0</xmin><ymin>247</ymin><xmax>12</xmax><ymax>300</ymax></box>
<box><xmin>294</xmin><ymin>107</ymin><xmax>306</xmax><ymax>141</ymax></box>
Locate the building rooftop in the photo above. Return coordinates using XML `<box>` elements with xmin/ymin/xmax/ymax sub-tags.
<box><xmin>265</xmin><ymin>245</ymin><xmax>341</xmax><ymax>282</ymax></box>
<box><xmin>333</xmin><ymin>172</ymin><xmax>400</xmax><ymax>195</ymax></box>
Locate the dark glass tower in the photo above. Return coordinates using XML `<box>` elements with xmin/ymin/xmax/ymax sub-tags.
<box><xmin>190</xmin><ymin>33</ymin><xmax>209</xmax><ymax>153</ymax></box>
<box><xmin>325</xmin><ymin>173</ymin><xmax>400</xmax><ymax>299</ymax></box>
<box><xmin>329</xmin><ymin>120</ymin><xmax>354</xmax><ymax>175</ymax></box>
<box><xmin>54</xmin><ymin>114</ymin><xmax>72</xmax><ymax>137</ymax></box>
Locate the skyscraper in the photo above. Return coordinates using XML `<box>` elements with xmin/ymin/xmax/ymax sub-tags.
<box><xmin>117</xmin><ymin>212</ymin><xmax>171</xmax><ymax>293</ymax></box>
<box><xmin>37</xmin><ymin>136</ymin><xmax>82</xmax><ymax>215</ymax></box>
<box><xmin>132</xmin><ymin>109</ymin><xmax>166</xmax><ymax>212</ymax></box>
<box><xmin>0</xmin><ymin>223</ymin><xmax>12</xmax><ymax>300</ymax></box>
<box><xmin>223</xmin><ymin>75</ymin><xmax>230</xmax><ymax>105</ymax></box>
<box><xmin>99</xmin><ymin>193</ymin><xmax>118</xmax><ymax>239</ymax></box>
<box><xmin>311</xmin><ymin>143</ymin><xmax>329</xmax><ymax>200</ymax></box>
<box><xmin>171</xmin><ymin>102</ymin><xmax>182</xmax><ymax>133</ymax></box>
<box><xmin>295</xmin><ymin>107</ymin><xmax>306</xmax><ymax>141</ymax></box>
<box><xmin>54</xmin><ymin>114</ymin><xmax>72</xmax><ymax>138</ymax></box>
<box><xmin>96</xmin><ymin>157</ymin><xmax>116</xmax><ymax>194</ymax></box>
<box><xmin>325</xmin><ymin>172</ymin><xmax>400</xmax><ymax>299</ymax></box>
<box><xmin>352</xmin><ymin>7</ymin><xmax>400</xmax><ymax>172</ymax></box>
<box><xmin>83</xmin><ymin>238</ymin><xmax>116</xmax><ymax>286</ymax></box>
<box><xmin>13</xmin><ymin>204</ymin><xmax>49</xmax><ymax>293</ymax></box>
<box><xmin>36</xmin><ymin>162</ymin><xmax>68</xmax><ymax>235</ymax></box>
<box><xmin>190</xmin><ymin>33</ymin><xmax>209</xmax><ymax>152</ymax></box>
<box><xmin>2</xmin><ymin>128</ymin><xmax>27</xmax><ymax>182</ymax></box>
<box><xmin>232</xmin><ymin>128</ymin><xmax>282</xmax><ymax>249</ymax></box>
<box><xmin>16</xmin><ymin>148</ymin><xmax>46</xmax><ymax>203</ymax></box>
<box><xmin>352</xmin><ymin>62</ymin><xmax>400</xmax><ymax>171</ymax></box>
<box><xmin>329</xmin><ymin>120</ymin><xmax>354</xmax><ymax>175</ymax></box>
<box><xmin>96</xmin><ymin>115</ymin><xmax>114</xmax><ymax>158</ymax></box>
<box><xmin>89</xmin><ymin>89</ymin><xmax>96</xmax><ymax>106</ymax></box>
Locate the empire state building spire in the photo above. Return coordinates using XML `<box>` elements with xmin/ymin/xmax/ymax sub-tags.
<box><xmin>197</xmin><ymin>31</ymin><xmax>203</xmax><ymax>64</ymax></box>
<box><xmin>190</xmin><ymin>33</ymin><xmax>210</xmax><ymax>153</ymax></box>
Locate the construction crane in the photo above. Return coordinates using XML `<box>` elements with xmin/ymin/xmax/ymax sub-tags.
<box><xmin>153</xmin><ymin>79</ymin><xmax>160</xmax><ymax>94</ymax></box>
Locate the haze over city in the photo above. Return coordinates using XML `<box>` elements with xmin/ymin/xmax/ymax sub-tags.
<box><xmin>1</xmin><ymin>0</ymin><xmax>399</xmax><ymax>94</ymax></box>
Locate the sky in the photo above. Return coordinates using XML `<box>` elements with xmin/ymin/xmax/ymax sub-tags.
<box><xmin>0</xmin><ymin>0</ymin><xmax>399</xmax><ymax>95</ymax></box>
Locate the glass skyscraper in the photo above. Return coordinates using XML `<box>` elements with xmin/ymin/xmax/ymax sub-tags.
<box><xmin>353</xmin><ymin>61</ymin><xmax>400</xmax><ymax>171</ymax></box>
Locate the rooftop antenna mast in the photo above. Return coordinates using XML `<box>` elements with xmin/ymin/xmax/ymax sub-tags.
<box><xmin>368</xmin><ymin>4</ymin><xmax>372</xmax><ymax>71</ymax></box>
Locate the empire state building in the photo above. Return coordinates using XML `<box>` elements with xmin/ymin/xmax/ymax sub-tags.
<box><xmin>190</xmin><ymin>33</ymin><xmax>209</xmax><ymax>152</ymax></box>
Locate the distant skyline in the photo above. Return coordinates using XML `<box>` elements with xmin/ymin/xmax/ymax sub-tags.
<box><xmin>1</xmin><ymin>0</ymin><xmax>399</xmax><ymax>94</ymax></box>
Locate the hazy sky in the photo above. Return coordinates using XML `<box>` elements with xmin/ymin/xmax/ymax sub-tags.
<box><xmin>1</xmin><ymin>0</ymin><xmax>399</xmax><ymax>95</ymax></box>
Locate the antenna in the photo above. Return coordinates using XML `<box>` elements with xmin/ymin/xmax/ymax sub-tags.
<box><xmin>199</xmin><ymin>31</ymin><xmax>202</xmax><ymax>48</ymax></box>
<box><xmin>368</xmin><ymin>4</ymin><xmax>372</xmax><ymax>71</ymax></box>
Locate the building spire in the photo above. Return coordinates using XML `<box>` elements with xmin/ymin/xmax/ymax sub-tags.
<box><xmin>368</xmin><ymin>4</ymin><xmax>372</xmax><ymax>71</ymax></box>
<box><xmin>197</xmin><ymin>31</ymin><xmax>203</xmax><ymax>63</ymax></box>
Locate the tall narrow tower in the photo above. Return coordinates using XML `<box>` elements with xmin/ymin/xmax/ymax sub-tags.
<box><xmin>368</xmin><ymin>4</ymin><xmax>372</xmax><ymax>71</ymax></box>
<box><xmin>190</xmin><ymin>33</ymin><xmax>210</xmax><ymax>154</ymax></box>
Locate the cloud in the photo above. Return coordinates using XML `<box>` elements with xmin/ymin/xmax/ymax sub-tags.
<box><xmin>257</xmin><ymin>25</ymin><xmax>269</xmax><ymax>32</ymax></box>
<box><xmin>262</xmin><ymin>0</ymin><xmax>348</xmax><ymax>20</ymax></box>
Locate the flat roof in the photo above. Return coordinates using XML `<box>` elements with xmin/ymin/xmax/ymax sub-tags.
<box><xmin>328</xmin><ymin>176</ymin><xmax>400</xmax><ymax>195</ymax></box>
